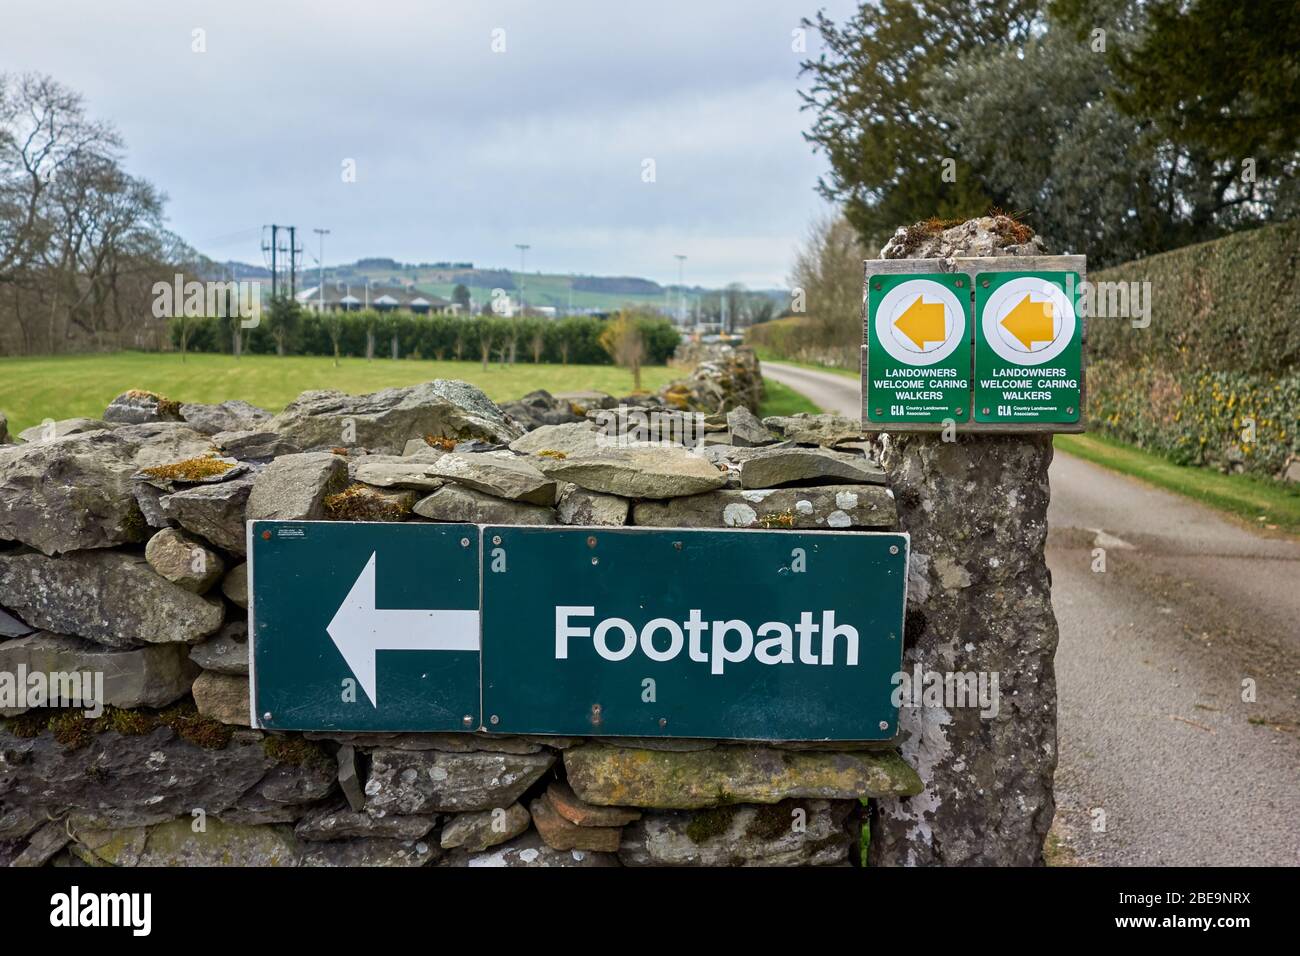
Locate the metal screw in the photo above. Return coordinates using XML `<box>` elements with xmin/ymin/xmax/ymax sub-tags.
<box><xmin>492</xmin><ymin>535</ymin><xmax>501</xmax><ymax>545</ymax></box>
<box><xmin>590</xmin><ymin>703</ymin><xmax>603</xmax><ymax>726</ymax></box>
<box><xmin>873</xmin><ymin>283</ymin><xmax>881</xmax><ymax>291</ymax></box>
<box><xmin>981</xmin><ymin>279</ymin><xmax>990</xmax><ymax>288</ymax></box>
<box><xmin>262</xmin><ymin>712</ymin><xmax>273</xmax><ymax>723</ymax></box>
<box><xmin>874</xmin><ymin>408</ymin><xmax>883</xmax><ymax>416</ymax></box>
<box><xmin>489</xmin><ymin>714</ymin><xmax>500</xmax><ymax>725</ymax></box>
<box><xmin>586</xmin><ymin>535</ymin><xmax>597</xmax><ymax>548</ymax></box>
<box><xmin>658</xmin><ymin>717</ymin><xmax>668</xmax><ymax>728</ymax></box>
<box><xmin>879</xmin><ymin>721</ymin><xmax>889</xmax><ymax>731</ymax></box>
<box><xmin>889</xmin><ymin>545</ymin><xmax>899</xmax><ymax>555</ymax></box>
<box><xmin>982</xmin><ymin>407</ymin><xmax>990</xmax><ymax>414</ymax></box>
<box><xmin>460</xmin><ymin>537</ymin><xmax>469</xmax><ymax>547</ymax></box>
<box><xmin>955</xmin><ymin>279</ymin><xmax>964</xmax><ymax>287</ymax></box>
<box><xmin>261</xmin><ymin>530</ymin><xmax>271</xmax><ymax>540</ymax></box>
<box><xmin>462</xmin><ymin>715</ymin><xmax>474</xmax><ymax>727</ymax></box>
<box><xmin>673</xmin><ymin>541</ymin><xmax>682</xmax><ymax>551</ymax></box>
<box><xmin>1066</xmin><ymin>407</ymin><xmax>1075</xmax><ymax>414</ymax></box>
<box><xmin>591</xmin><ymin>556</ymin><xmax>599</xmax><ymax>565</ymax></box>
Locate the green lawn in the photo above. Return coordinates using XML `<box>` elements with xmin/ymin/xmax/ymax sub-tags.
<box><xmin>755</xmin><ymin>351</ymin><xmax>859</xmax><ymax>379</ymax></box>
<box><xmin>1055</xmin><ymin>433</ymin><xmax>1300</xmax><ymax>535</ymax></box>
<box><xmin>758</xmin><ymin>379</ymin><xmax>821</xmax><ymax>417</ymax></box>
<box><xmin>0</xmin><ymin>352</ymin><xmax>678</xmax><ymax>435</ymax></box>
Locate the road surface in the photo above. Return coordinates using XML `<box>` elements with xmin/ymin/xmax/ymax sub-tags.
<box><xmin>764</xmin><ymin>361</ymin><xmax>1300</xmax><ymax>866</ymax></box>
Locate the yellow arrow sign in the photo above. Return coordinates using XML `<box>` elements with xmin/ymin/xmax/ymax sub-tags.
<box><xmin>1001</xmin><ymin>294</ymin><xmax>1054</xmax><ymax>349</ymax></box>
<box><xmin>894</xmin><ymin>295</ymin><xmax>946</xmax><ymax>350</ymax></box>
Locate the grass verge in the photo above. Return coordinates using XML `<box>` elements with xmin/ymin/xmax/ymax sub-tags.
<box><xmin>759</xmin><ymin>379</ymin><xmax>821</xmax><ymax>417</ymax></box>
<box><xmin>1055</xmin><ymin>433</ymin><xmax>1300</xmax><ymax>534</ymax></box>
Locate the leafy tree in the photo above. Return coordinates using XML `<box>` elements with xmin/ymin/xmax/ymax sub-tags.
<box><xmin>451</xmin><ymin>283</ymin><xmax>471</xmax><ymax>311</ymax></box>
<box><xmin>600</xmin><ymin>311</ymin><xmax>647</xmax><ymax>390</ymax></box>
<box><xmin>264</xmin><ymin>296</ymin><xmax>301</xmax><ymax>356</ymax></box>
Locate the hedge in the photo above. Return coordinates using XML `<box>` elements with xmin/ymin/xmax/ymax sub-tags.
<box><xmin>171</xmin><ymin>312</ymin><xmax>681</xmax><ymax>367</ymax></box>
<box><xmin>1085</xmin><ymin>221</ymin><xmax>1300</xmax><ymax>477</ymax></box>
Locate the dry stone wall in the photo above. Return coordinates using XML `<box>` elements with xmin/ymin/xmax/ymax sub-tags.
<box><xmin>0</xmin><ymin>357</ymin><xmax>919</xmax><ymax>867</ymax></box>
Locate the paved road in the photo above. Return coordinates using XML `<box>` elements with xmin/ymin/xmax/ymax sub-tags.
<box><xmin>764</xmin><ymin>361</ymin><xmax>1300</xmax><ymax>866</ymax></box>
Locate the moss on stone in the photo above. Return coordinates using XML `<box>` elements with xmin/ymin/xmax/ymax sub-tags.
<box><xmin>49</xmin><ymin>711</ymin><xmax>95</xmax><ymax>749</ymax></box>
<box><xmin>140</xmin><ymin>454</ymin><xmax>235</xmax><ymax>482</ymax></box>
<box><xmin>3</xmin><ymin>711</ymin><xmax>51</xmax><ymax>738</ymax></box>
<box><xmin>424</xmin><ymin>434</ymin><xmax>457</xmax><ymax>451</ymax></box>
<box><xmin>536</xmin><ymin>449</ymin><xmax>567</xmax><ymax>459</ymax></box>
<box><xmin>746</xmin><ymin>799</ymin><xmax>802</xmax><ymax>840</ymax></box>
<box><xmin>262</xmin><ymin>733</ymin><xmax>331</xmax><ymax>768</ymax></box>
<box><xmin>758</xmin><ymin>510</ymin><xmax>796</xmax><ymax>529</ymax></box>
<box><xmin>324</xmin><ymin>483</ymin><xmax>412</xmax><ymax>521</ymax></box>
<box><xmin>124</xmin><ymin>389</ymin><xmax>181</xmax><ymax>416</ymax></box>
<box><xmin>157</xmin><ymin>700</ymin><xmax>234</xmax><ymax>750</ymax></box>
<box><xmin>685</xmin><ymin>804</ymin><xmax>741</xmax><ymax>843</ymax></box>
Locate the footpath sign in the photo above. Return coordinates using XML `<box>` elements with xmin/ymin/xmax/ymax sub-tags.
<box><xmin>973</xmin><ymin>271</ymin><xmax>1082</xmax><ymax>425</ymax></box>
<box><xmin>249</xmin><ymin>521</ymin><xmax>909</xmax><ymax>740</ymax></box>
<box><xmin>866</xmin><ymin>272</ymin><xmax>970</xmax><ymax>424</ymax></box>
<box><xmin>862</xmin><ymin>255</ymin><xmax>1086</xmax><ymax>432</ymax></box>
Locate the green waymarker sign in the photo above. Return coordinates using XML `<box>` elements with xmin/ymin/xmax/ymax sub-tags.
<box><xmin>867</xmin><ymin>272</ymin><xmax>971</xmax><ymax>424</ymax></box>
<box><xmin>974</xmin><ymin>271</ymin><xmax>1082</xmax><ymax>424</ymax></box>
<box><xmin>249</xmin><ymin>521</ymin><xmax>481</xmax><ymax>732</ymax></box>
<box><xmin>250</xmin><ymin>521</ymin><xmax>909</xmax><ymax>740</ymax></box>
<box><xmin>480</xmin><ymin>526</ymin><xmax>907</xmax><ymax>741</ymax></box>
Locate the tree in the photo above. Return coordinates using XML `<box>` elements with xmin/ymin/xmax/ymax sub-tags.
<box><xmin>451</xmin><ymin>283</ymin><xmax>471</xmax><ymax>311</ymax></box>
<box><xmin>264</xmin><ymin>296</ymin><xmax>301</xmax><ymax>356</ymax></box>
<box><xmin>799</xmin><ymin>1</ymin><xmax>1041</xmax><ymax>250</ymax></box>
<box><xmin>600</xmin><ymin>311</ymin><xmax>647</xmax><ymax>391</ymax></box>
<box><xmin>787</xmin><ymin>214</ymin><xmax>868</xmax><ymax>366</ymax></box>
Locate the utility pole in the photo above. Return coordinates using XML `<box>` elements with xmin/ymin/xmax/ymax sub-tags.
<box><xmin>313</xmin><ymin>229</ymin><xmax>330</xmax><ymax>313</ymax></box>
<box><xmin>288</xmin><ymin>226</ymin><xmax>298</xmax><ymax>298</ymax></box>
<box><xmin>263</xmin><ymin>225</ymin><xmax>280</xmax><ymax>299</ymax></box>
<box><xmin>674</xmin><ymin>254</ymin><xmax>687</xmax><ymax>327</ymax></box>
<box><xmin>515</xmin><ymin>243</ymin><xmax>530</xmax><ymax>314</ymax></box>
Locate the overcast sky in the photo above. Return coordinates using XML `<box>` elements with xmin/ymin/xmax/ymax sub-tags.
<box><xmin>2</xmin><ymin>0</ymin><xmax>859</xmax><ymax>288</ymax></box>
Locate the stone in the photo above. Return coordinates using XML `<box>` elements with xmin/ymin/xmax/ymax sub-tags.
<box><xmin>16</xmin><ymin>417</ymin><xmax>116</xmax><ymax>443</ymax></box>
<box><xmin>303</xmin><ymin>837</ymin><xmax>437</xmax><ymax>867</ymax></box>
<box><xmin>564</xmin><ymin>744</ymin><xmax>922</xmax><ymax>809</ymax></box>
<box><xmin>508</xmin><ymin>421</ymin><xmax>603</xmax><ymax>458</ymax></box>
<box><xmin>551</xmin><ymin>390</ymin><xmax>616</xmax><ymax>412</ymax></box>
<box><xmin>264</xmin><ymin>380</ymin><xmax>522</xmax><ymax>454</ymax></box>
<box><xmin>0</xmin><ymin>410</ymin><xmax>8</xmax><ymax>445</ymax></box>
<box><xmin>0</xmin><ymin>726</ymin><xmax>281</xmax><ymax>832</ymax></box>
<box><xmin>10</xmin><ymin>820</ymin><xmax>70</xmax><ymax>867</ymax></box>
<box><xmin>631</xmin><ymin>485</ymin><xmax>895</xmax><ymax>530</ymax></box>
<box><xmin>246</xmin><ymin>452</ymin><xmax>349</xmax><ymax>521</ymax></box>
<box><xmin>530</xmin><ymin>794</ymin><xmax>622</xmax><ymax>852</ymax></box>
<box><xmin>737</xmin><ymin>446</ymin><xmax>885</xmax><ymax>489</ymax></box>
<box><xmin>619</xmin><ymin>800</ymin><xmax>854</xmax><ymax>867</ymax></box>
<box><xmin>179</xmin><ymin>399</ymin><xmax>272</xmax><ymax>435</ymax></box>
<box><xmin>234</xmin><ymin>752</ymin><xmax>336</xmax><ymax>813</ymax></box>
<box><xmin>212</xmin><ymin>429</ymin><xmax>302</xmax><ymax>461</ymax></box>
<box><xmin>322</xmin><ymin>483</ymin><xmax>418</xmax><ymax>521</ymax></box>
<box><xmin>881</xmin><ymin>213</ymin><xmax>1046</xmax><ymax>260</ymax></box>
<box><xmin>103</xmin><ymin>390</ymin><xmax>183</xmax><ymax>425</ymax></box>
<box><xmin>0</xmin><ymin>426</ymin><xmax>210</xmax><ymax>555</ymax></box>
<box><xmin>364</xmin><ymin>749</ymin><xmax>555</xmax><ymax>814</ymax></box>
<box><xmin>296</xmin><ymin>802</ymin><xmax>437</xmax><ymax>842</ymax></box>
<box><xmin>0</xmin><ymin>607</ymin><xmax>34</xmax><ymax>638</ymax></box>
<box><xmin>727</xmin><ymin>406</ymin><xmax>776</xmax><ymax>447</ymax></box>
<box><xmin>0</xmin><ymin>633</ymin><xmax>196</xmax><ymax>712</ymax></box>
<box><xmin>401</xmin><ymin>439</ymin><xmax>448</xmax><ymax>459</ymax></box>
<box><xmin>0</xmin><ymin>551</ymin><xmax>224</xmax><ymax>649</ymax></box>
<box><xmin>337</xmin><ymin>745</ymin><xmax>365</xmax><ymax>812</ymax></box>
<box><xmin>499</xmin><ymin>389</ymin><xmax>586</xmax><ymax>429</ymax></box>
<box><xmin>437</xmin><ymin>830</ymin><xmax>619</xmax><ymax>868</ymax></box>
<box><xmin>144</xmin><ymin>528</ymin><xmax>225</xmax><ymax>593</ymax></box>
<box><xmin>192</xmin><ymin>671</ymin><xmax>250</xmax><ymax>726</ymax></box>
<box><xmin>546</xmin><ymin>780</ymin><xmax>640</xmax><ymax>827</ymax></box>
<box><xmin>439</xmin><ymin>803</ymin><xmax>531</xmax><ymax>851</ymax></box>
<box><xmin>159</xmin><ymin>475</ymin><xmax>254</xmax><ymax>555</ymax></box>
<box><xmin>188</xmin><ymin>620</ymin><xmax>249</xmax><ymax>675</ymax></box>
<box><xmin>83</xmin><ymin>818</ymin><xmax>302</xmax><ymax>867</ymax></box>
<box><xmin>222</xmin><ymin>562</ymin><xmax>248</xmax><ymax>608</ymax></box>
<box><xmin>556</xmin><ymin>485</ymin><xmax>629</xmax><ymax>526</ymax></box>
<box><xmin>761</xmin><ymin>413</ymin><xmax>865</xmax><ymax>447</ymax></box>
<box><xmin>539</xmin><ymin>446</ymin><xmax>726</xmax><ymax>499</ymax></box>
<box><xmin>428</xmin><ymin>452</ymin><xmax>556</xmax><ymax>505</ymax></box>
<box><xmin>352</xmin><ymin>457</ymin><xmax>444</xmax><ymax>491</ymax></box>
<box><xmin>412</xmin><ymin>485</ymin><xmax>556</xmax><ymax>525</ymax></box>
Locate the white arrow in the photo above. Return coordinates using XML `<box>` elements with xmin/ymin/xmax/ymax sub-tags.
<box><xmin>326</xmin><ymin>552</ymin><xmax>479</xmax><ymax>707</ymax></box>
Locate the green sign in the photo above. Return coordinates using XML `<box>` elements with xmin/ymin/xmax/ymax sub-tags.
<box><xmin>480</xmin><ymin>526</ymin><xmax>908</xmax><ymax>741</ymax></box>
<box><xmin>249</xmin><ymin>520</ymin><xmax>481</xmax><ymax>732</ymax></box>
<box><xmin>867</xmin><ymin>272</ymin><xmax>971</xmax><ymax>424</ymax></box>
<box><xmin>974</xmin><ymin>271</ymin><xmax>1082</xmax><ymax>424</ymax></box>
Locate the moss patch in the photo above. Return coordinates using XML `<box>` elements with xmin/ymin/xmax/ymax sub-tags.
<box><xmin>424</xmin><ymin>435</ymin><xmax>457</xmax><ymax>451</ymax></box>
<box><xmin>746</xmin><ymin>799</ymin><xmax>802</xmax><ymax>840</ymax></box>
<box><xmin>140</xmin><ymin>454</ymin><xmax>235</xmax><ymax>482</ymax></box>
<box><xmin>262</xmin><ymin>734</ymin><xmax>331</xmax><ymax>768</ymax></box>
<box><xmin>536</xmin><ymin>449</ymin><xmax>567</xmax><ymax>460</ymax></box>
<box><xmin>324</xmin><ymin>483</ymin><xmax>413</xmax><ymax>521</ymax></box>
<box><xmin>124</xmin><ymin>389</ymin><xmax>181</xmax><ymax>417</ymax></box>
<box><xmin>8</xmin><ymin>702</ymin><xmax>234</xmax><ymax>751</ymax></box>
<box><xmin>685</xmin><ymin>804</ymin><xmax>742</xmax><ymax>844</ymax></box>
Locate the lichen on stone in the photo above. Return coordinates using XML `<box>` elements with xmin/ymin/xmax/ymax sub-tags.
<box><xmin>536</xmin><ymin>449</ymin><xmax>567</xmax><ymax>460</ymax></box>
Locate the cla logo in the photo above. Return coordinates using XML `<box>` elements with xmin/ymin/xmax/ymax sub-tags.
<box><xmin>49</xmin><ymin>886</ymin><xmax>151</xmax><ymax>936</ymax></box>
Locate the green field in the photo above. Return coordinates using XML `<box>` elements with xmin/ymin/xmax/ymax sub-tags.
<box><xmin>757</xmin><ymin>380</ymin><xmax>820</xmax><ymax>418</ymax></box>
<box><xmin>0</xmin><ymin>353</ymin><xmax>679</xmax><ymax>435</ymax></box>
